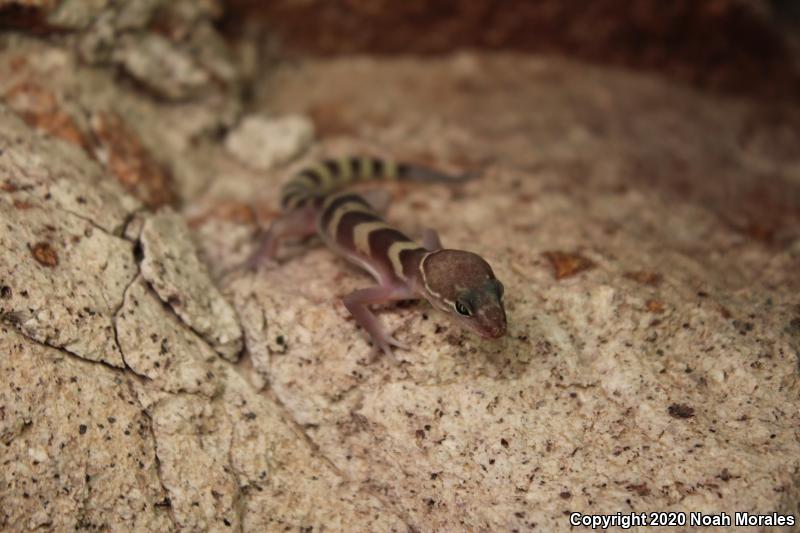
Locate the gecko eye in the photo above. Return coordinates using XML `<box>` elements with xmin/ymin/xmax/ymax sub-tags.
<box><xmin>455</xmin><ymin>301</ymin><xmax>472</xmax><ymax>317</ymax></box>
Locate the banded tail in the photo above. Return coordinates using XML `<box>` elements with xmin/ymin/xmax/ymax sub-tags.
<box><xmin>280</xmin><ymin>156</ymin><xmax>471</xmax><ymax>210</ymax></box>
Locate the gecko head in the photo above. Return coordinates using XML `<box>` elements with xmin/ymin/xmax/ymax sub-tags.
<box><xmin>419</xmin><ymin>249</ymin><xmax>507</xmax><ymax>339</ymax></box>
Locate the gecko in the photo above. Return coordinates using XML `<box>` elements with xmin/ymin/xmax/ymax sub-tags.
<box><xmin>245</xmin><ymin>156</ymin><xmax>507</xmax><ymax>359</ymax></box>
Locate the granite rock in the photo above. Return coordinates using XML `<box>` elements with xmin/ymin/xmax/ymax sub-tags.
<box><xmin>225</xmin><ymin>114</ymin><xmax>315</xmax><ymax>171</ymax></box>
<box><xmin>211</xmin><ymin>55</ymin><xmax>800</xmax><ymax>531</ymax></box>
<box><xmin>0</xmin><ymin>105</ymin><xmax>138</xmax><ymax>367</ymax></box>
<box><xmin>115</xmin><ymin>275</ymin><xmax>223</xmax><ymax>397</ymax></box>
<box><xmin>1</xmin><ymin>25</ymin><xmax>799</xmax><ymax>533</ymax></box>
<box><xmin>139</xmin><ymin>209</ymin><xmax>243</xmax><ymax>362</ymax></box>
<box><xmin>0</xmin><ymin>326</ymin><xmax>172</xmax><ymax>531</ymax></box>
<box><xmin>111</xmin><ymin>33</ymin><xmax>213</xmax><ymax>101</ymax></box>
<box><xmin>0</xmin><ymin>103</ymin><xmax>410</xmax><ymax>531</ymax></box>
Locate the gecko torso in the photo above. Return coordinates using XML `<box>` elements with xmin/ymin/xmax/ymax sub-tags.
<box><xmin>247</xmin><ymin>156</ymin><xmax>507</xmax><ymax>359</ymax></box>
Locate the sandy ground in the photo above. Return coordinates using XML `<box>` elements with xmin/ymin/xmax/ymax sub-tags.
<box><xmin>199</xmin><ymin>54</ymin><xmax>800</xmax><ymax>531</ymax></box>
<box><xmin>1</xmin><ymin>25</ymin><xmax>798</xmax><ymax>531</ymax></box>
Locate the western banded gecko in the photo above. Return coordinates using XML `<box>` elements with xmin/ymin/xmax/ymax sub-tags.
<box><xmin>246</xmin><ymin>157</ymin><xmax>507</xmax><ymax>359</ymax></box>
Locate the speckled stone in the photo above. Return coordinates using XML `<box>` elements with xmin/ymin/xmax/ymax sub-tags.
<box><xmin>0</xmin><ymin>326</ymin><xmax>173</xmax><ymax>531</ymax></box>
<box><xmin>139</xmin><ymin>208</ymin><xmax>243</xmax><ymax>361</ymax></box>
<box><xmin>0</xmin><ymin>8</ymin><xmax>415</xmax><ymax>532</ymax></box>
<box><xmin>0</xmin><ymin>33</ymin><xmax>241</xmax><ymax>203</ymax></box>
<box><xmin>2</xmin><ymin>32</ymin><xmax>800</xmax><ymax>533</ymax></box>
<box><xmin>0</xmin><ymin>105</ymin><xmax>138</xmax><ymax>367</ymax></box>
<box><xmin>112</xmin><ymin>34</ymin><xmax>212</xmax><ymax>101</ymax></box>
<box><xmin>116</xmin><ymin>276</ymin><xmax>223</xmax><ymax>396</ymax></box>
<box><xmin>224</xmin><ymin>114</ymin><xmax>314</xmax><ymax>171</ymax></box>
<box><xmin>212</xmin><ymin>55</ymin><xmax>800</xmax><ymax>531</ymax></box>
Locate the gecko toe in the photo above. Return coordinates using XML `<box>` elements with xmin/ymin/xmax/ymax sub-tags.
<box><xmin>373</xmin><ymin>335</ymin><xmax>408</xmax><ymax>364</ymax></box>
<box><xmin>386</xmin><ymin>335</ymin><xmax>409</xmax><ymax>351</ymax></box>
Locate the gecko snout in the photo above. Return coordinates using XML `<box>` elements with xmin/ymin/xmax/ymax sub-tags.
<box><xmin>475</xmin><ymin>305</ymin><xmax>507</xmax><ymax>339</ymax></box>
<box><xmin>485</xmin><ymin>322</ymin><xmax>507</xmax><ymax>339</ymax></box>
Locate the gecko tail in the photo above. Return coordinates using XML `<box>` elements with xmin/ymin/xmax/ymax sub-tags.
<box><xmin>280</xmin><ymin>156</ymin><xmax>479</xmax><ymax>210</ymax></box>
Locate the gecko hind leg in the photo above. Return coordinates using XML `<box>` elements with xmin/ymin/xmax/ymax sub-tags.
<box><xmin>358</xmin><ymin>189</ymin><xmax>393</xmax><ymax>217</ymax></box>
<box><xmin>422</xmin><ymin>228</ymin><xmax>443</xmax><ymax>251</ymax></box>
<box><xmin>342</xmin><ymin>283</ymin><xmax>416</xmax><ymax>362</ymax></box>
<box><xmin>240</xmin><ymin>205</ymin><xmax>317</xmax><ymax>270</ymax></box>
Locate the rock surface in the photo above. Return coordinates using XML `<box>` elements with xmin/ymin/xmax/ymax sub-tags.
<box><xmin>138</xmin><ymin>209</ymin><xmax>243</xmax><ymax>362</ymax></box>
<box><xmin>212</xmin><ymin>56</ymin><xmax>800</xmax><ymax>531</ymax></box>
<box><xmin>0</xmin><ymin>106</ymin><xmax>138</xmax><ymax>367</ymax></box>
<box><xmin>0</xmin><ymin>326</ymin><xmax>173</xmax><ymax>532</ymax></box>
<box><xmin>0</xmin><ymin>94</ymin><xmax>408</xmax><ymax>530</ymax></box>
<box><xmin>224</xmin><ymin>114</ymin><xmax>315</xmax><ymax>171</ymax></box>
<box><xmin>1</xmin><ymin>20</ymin><xmax>800</xmax><ymax>533</ymax></box>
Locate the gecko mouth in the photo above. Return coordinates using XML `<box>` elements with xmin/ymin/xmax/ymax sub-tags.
<box><xmin>477</xmin><ymin>326</ymin><xmax>506</xmax><ymax>339</ymax></box>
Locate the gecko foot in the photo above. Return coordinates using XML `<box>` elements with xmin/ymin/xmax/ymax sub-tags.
<box><xmin>239</xmin><ymin>247</ymin><xmax>278</xmax><ymax>272</ymax></box>
<box><xmin>220</xmin><ymin>245</ymin><xmax>278</xmax><ymax>279</ymax></box>
<box><xmin>371</xmin><ymin>332</ymin><xmax>410</xmax><ymax>364</ymax></box>
<box><xmin>343</xmin><ymin>284</ymin><xmax>416</xmax><ymax>364</ymax></box>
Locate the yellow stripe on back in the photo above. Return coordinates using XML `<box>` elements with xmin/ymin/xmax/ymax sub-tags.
<box><xmin>326</xmin><ymin>202</ymin><xmax>376</xmax><ymax>239</ymax></box>
<box><xmin>336</xmin><ymin>157</ymin><xmax>353</xmax><ymax>185</ymax></box>
<box><xmin>383</xmin><ymin>160</ymin><xmax>399</xmax><ymax>180</ymax></box>
<box><xmin>322</xmin><ymin>191</ymin><xmax>350</xmax><ymax>211</ymax></box>
<box><xmin>290</xmin><ymin>173</ymin><xmax>318</xmax><ymax>190</ymax></box>
<box><xmin>353</xmin><ymin>221</ymin><xmax>392</xmax><ymax>256</ymax></box>
<box><xmin>387</xmin><ymin>240</ymin><xmax>421</xmax><ymax>280</ymax></box>
<box><xmin>283</xmin><ymin>193</ymin><xmax>307</xmax><ymax>210</ymax></box>
<box><xmin>358</xmin><ymin>157</ymin><xmax>374</xmax><ymax>181</ymax></box>
<box><xmin>281</xmin><ymin>182</ymin><xmax>310</xmax><ymax>199</ymax></box>
<box><xmin>309</xmin><ymin>162</ymin><xmax>335</xmax><ymax>189</ymax></box>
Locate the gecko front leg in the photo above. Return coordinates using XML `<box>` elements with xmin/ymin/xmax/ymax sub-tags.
<box><xmin>342</xmin><ymin>283</ymin><xmax>417</xmax><ymax>362</ymax></box>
